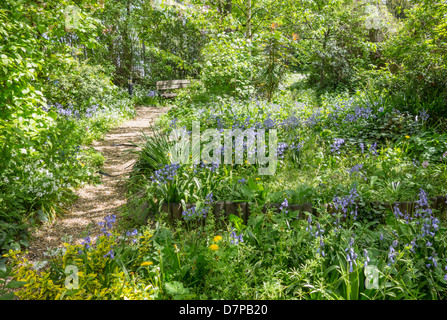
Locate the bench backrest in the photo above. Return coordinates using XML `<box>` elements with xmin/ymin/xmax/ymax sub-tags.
<box><xmin>156</xmin><ymin>79</ymin><xmax>191</xmax><ymax>91</ymax></box>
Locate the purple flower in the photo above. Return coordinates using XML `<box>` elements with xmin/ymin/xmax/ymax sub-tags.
<box><xmin>279</xmin><ymin>198</ymin><xmax>289</xmax><ymax>213</ymax></box>
<box><xmin>369</xmin><ymin>142</ymin><xmax>378</xmax><ymax>155</ymax></box>
<box><xmin>349</xmin><ymin>163</ymin><xmax>363</xmax><ymax>175</ymax></box>
<box><xmin>277</xmin><ymin>142</ymin><xmax>288</xmax><ymax>159</ymax></box>
<box><xmin>205</xmin><ymin>192</ymin><xmax>213</xmax><ymax>205</ymax></box>
<box><xmin>290</xmin><ymin>142</ymin><xmax>302</xmax><ymax>152</ymax></box>
<box><xmin>104</xmin><ymin>249</ymin><xmax>115</xmax><ymax>259</ymax></box>
<box><xmin>151</xmin><ymin>163</ymin><xmax>180</xmax><ymax>184</ymax></box>
<box><xmin>147</xmin><ymin>90</ymin><xmax>158</xmax><ymax>98</ymax></box>
<box><xmin>419</xmin><ymin>109</ymin><xmax>429</xmax><ymax>121</ymax></box>
<box><xmin>331</xmin><ymin>138</ymin><xmax>345</xmax><ymax>154</ymax></box>
<box><xmin>182</xmin><ymin>205</ymin><xmax>207</xmax><ymax>221</ymax></box>
<box><xmin>81</xmin><ymin>236</ymin><xmax>92</xmax><ymax>249</ymax></box>
<box><xmin>98</xmin><ymin>214</ymin><xmax>116</xmax><ymax>235</ymax></box>
<box><xmin>230</xmin><ymin>228</ymin><xmax>244</xmax><ymax>245</ymax></box>
<box><xmin>345</xmin><ymin>240</ymin><xmax>358</xmax><ymax>273</ymax></box>
<box><xmin>363</xmin><ymin>249</ymin><xmax>370</xmax><ymax>268</ymax></box>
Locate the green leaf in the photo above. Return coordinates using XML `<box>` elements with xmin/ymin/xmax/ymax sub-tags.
<box><xmin>0</xmin><ymin>292</ymin><xmax>15</xmax><ymax>300</ymax></box>
<box><xmin>6</xmin><ymin>280</ymin><xmax>27</xmax><ymax>289</ymax></box>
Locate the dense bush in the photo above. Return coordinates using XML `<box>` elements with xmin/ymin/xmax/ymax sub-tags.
<box><xmin>200</xmin><ymin>34</ymin><xmax>257</xmax><ymax>99</ymax></box>
<box><xmin>6</xmin><ymin>190</ymin><xmax>447</xmax><ymax>300</ymax></box>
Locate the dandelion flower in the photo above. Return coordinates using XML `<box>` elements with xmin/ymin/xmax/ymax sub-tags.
<box><xmin>140</xmin><ymin>261</ymin><xmax>153</xmax><ymax>267</ymax></box>
<box><xmin>209</xmin><ymin>244</ymin><xmax>219</xmax><ymax>251</ymax></box>
<box><xmin>213</xmin><ymin>235</ymin><xmax>222</xmax><ymax>243</ymax></box>
<box><xmin>405</xmin><ymin>135</ymin><xmax>410</xmax><ymax>139</ymax></box>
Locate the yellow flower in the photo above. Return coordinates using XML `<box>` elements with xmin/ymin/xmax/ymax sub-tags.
<box><xmin>140</xmin><ymin>261</ymin><xmax>153</xmax><ymax>267</ymax></box>
<box><xmin>213</xmin><ymin>235</ymin><xmax>222</xmax><ymax>243</ymax></box>
<box><xmin>405</xmin><ymin>135</ymin><xmax>410</xmax><ymax>139</ymax></box>
<box><xmin>209</xmin><ymin>244</ymin><xmax>219</xmax><ymax>251</ymax></box>
<box><xmin>255</xmin><ymin>178</ymin><xmax>261</xmax><ymax>181</ymax></box>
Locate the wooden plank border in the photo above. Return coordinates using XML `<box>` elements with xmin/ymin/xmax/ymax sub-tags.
<box><xmin>157</xmin><ymin>195</ymin><xmax>447</xmax><ymax>224</ymax></box>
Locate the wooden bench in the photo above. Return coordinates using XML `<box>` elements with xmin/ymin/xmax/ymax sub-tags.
<box><xmin>156</xmin><ymin>79</ymin><xmax>192</xmax><ymax>98</ymax></box>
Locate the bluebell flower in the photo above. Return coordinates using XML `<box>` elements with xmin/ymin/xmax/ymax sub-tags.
<box><xmin>363</xmin><ymin>249</ymin><xmax>370</xmax><ymax>268</ymax></box>
<box><xmin>369</xmin><ymin>142</ymin><xmax>378</xmax><ymax>155</ymax></box>
<box><xmin>277</xmin><ymin>142</ymin><xmax>288</xmax><ymax>159</ymax></box>
<box><xmin>419</xmin><ymin>109</ymin><xmax>429</xmax><ymax>122</ymax></box>
<box><xmin>230</xmin><ymin>228</ymin><xmax>244</xmax><ymax>245</ymax></box>
<box><xmin>104</xmin><ymin>249</ymin><xmax>115</xmax><ymax>259</ymax></box>
<box><xmin>98</xmin><ymin>214</ymin><xmax>116</xmax><ymax>235</ymax></box>
<box><xmin>151</xmin><ymin>163</ymin><xmax>180</xmax><ymax>184</ymax></box>
<box><xmin>349</xmin><ymin>163</ymin><xmax>363</xmax><ymax>175</ymax></box>
<box><xmin>279</xmin><ymin>198</ymin><xmax>289</xmax><ymax>213</ymax></box>
<box><xmin>81</xmin><ymin>236</ymin><xmax>92</xmax><ymax>249</ymax></box>
<box><xmin>331</xmin><ymin>138</ymin><xmax>345</xmax><ymax>154</ymax></box>
<box><xmin>205</xmin><ymin>192</ymin><xmax>213</xmax><ymax>205</ymax></box>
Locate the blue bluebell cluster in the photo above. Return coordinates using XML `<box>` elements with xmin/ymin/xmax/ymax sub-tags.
<box><xmin>426</xmin><ymin>253</ymin><xmax>438</xmax><ymax>269</ymax></box>
<box><xmin>276</xmin><ymin>142</ymin><xmax>288</xmax><ymax>159</ymax></box>
<box><xmin>230</xmin><ymin>228</ymin><xmax>244</xmax><ymax>245</ymax></box>
<box><xmin>332</xmin><ymin>187</ymin><xmax>360</xmax><ymax>221</ymax></box>
<box><xmin>279</xmin><ymin>114</ymin><xmax>301</xmax><ymax>130</ymax></box>
<box><xmin>344</xmin><ymin>106</ymin><xmax>375</xmax><ymax>123</ymax></box>
<box><xmin>147</xmin><ymin>90</ymin><xmax>158</xmax><ymax>98</ymax></box>
<box><xmin>193</xmin><ymin>161</ymin><xmax>219</xmax><ymax>174</ymax></box>
<box><xmin>85</xmin><ymin>104</ymin><xmax>98</xmax><ymax>118</ymax></box>
<box><xmin>182</xmin><ymin>206</ymin><xmax>208</xmax><ymax>221</ymax></box>
<box><xmin>305</xmin><ymin>109</ymin><xmax>322</xmax><ymax>128</ymax></box>
<box><xmin>388</xmin><ymin>239</ymin><xmax>399</xmax><ymax>266</ymax></box>
<box><xmin>306</xmin><ymin>215</ymin><xmax>325</xmax><ymax>257</ymax></box>
<box><xmin>279</xmin><ymin>198</ymin><xmax>289</xmax><ymax>213</ymax></box>
<box><xmin>345</xmin><ymin>237</ymin><xmax>358</xmax><ymax>273</ymax></box>
<box><xmin>419</xmin><ymin>109</ymin><xmax>429</xmax><ymax>122</ymax></box>
<box><xmin>169</xmin><ymin>117</ymin><xmax>178</xmax><ymax>128</ymax></box>
<box><xmin>104</xmin><ymin>249</ymin><xmax>115</xmax><ymax>259</ymax></box>
<box><xmin>43</xmin><ymin>102</ymin><xmax>98</xmax><ymax>119</ymax></box>
<box><xmin>204</xmin><ymin>192</ymin><xmax>213</xmax><ymax>205</ymax></box>
<box><xmin>81</xmin><ymin>235</ymin><xmax>92</xmax><ymax>249</ymax></box>
<box><xmin>363</xmin><ymin>249</ymin><xmax>370</xmax><ymax>268</ymax></box>
<box><xmin>151</xmin><ymin>163</ymin><xmax>180</xmax><ymax>184</ymax></box>
<box><xmin>369</xmin><ymin>142</ymin><xmax>378</xmax><ymax>155</ymax></box>
<box><xmin>349</xmin><ymin>163</ymin><xmax>363</xmax><ymax>175</ymax></box>
<box><xmin>126</xmin><ymin>229</ymin><xmax>138</xmax><ymax>244</ymax></box>
<box><xmin>290</xmin><ymin>142</ymin><xmax>302</xmax><ymax>152</ymax></box>
<box><xmin>409</xmin><ymin>189</ymin><xmax>441</xmax><ymax>249</ymax></box>
<box><xmin>359</xmin><ymin>142</ymin><xmax>365</xmax><ymax>154</ymax></box>
<box><xmin>263</xmin><ymin>114</ymin><xmax>276</xmax><ymax>129</ymax></box>
<box><xmin>331</xmin><ymin>138</ymin><xmax>345</xmax><ymax>154</ymax></box>
<box><xmin>98</xmin><ymin>214</ymin><xmax>116</xmax><ymax>237</ymax></box>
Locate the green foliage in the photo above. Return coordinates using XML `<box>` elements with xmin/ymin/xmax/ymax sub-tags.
<box><xmin>0</xmin><ymin>0</ymin><xmax>135</xmax><ymax>254</ymax></box>
<box><xmin>200</xmin><ymin>34</ymin><xmax>256</xmax><ymax>99</ymax></box>
<box><xmin>369</xmin><ymin>1</ymin><xmax>447</xmax><ymax>118</ymax></box>
<box><xmin>43</xmin><ymin>61</ymin><xmax>121</xmax><ymax>114</ymax></box>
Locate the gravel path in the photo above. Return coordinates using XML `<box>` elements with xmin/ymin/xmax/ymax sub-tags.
<box><xmin>23</xmin><ymin>106</ymin><xmax>168</xmax><ymax>264</ymax></box>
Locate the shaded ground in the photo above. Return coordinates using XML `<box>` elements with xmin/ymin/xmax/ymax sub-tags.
<box><xmin>23</xmin><ymin>106</ymin><xmax>168</xmax><ymax>264</ymax></box>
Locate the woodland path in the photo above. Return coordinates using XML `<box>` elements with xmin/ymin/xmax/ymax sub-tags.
<box><xmin>24</xmin><ymin>106</ymin><xmax>168</xmax><ymax>264</ymax></box>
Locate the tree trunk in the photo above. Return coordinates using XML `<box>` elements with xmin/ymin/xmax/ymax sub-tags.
<box><xmin>246</xmin><ymin>0</ymin><xmax>251</xmax><ymax>40</ymax></box>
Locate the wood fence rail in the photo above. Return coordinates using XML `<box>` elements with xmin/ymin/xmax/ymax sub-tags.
<box><xmin>157</xmin><ymin>195</ymin><xmax>447</xmax><ymax>224</ymax></box>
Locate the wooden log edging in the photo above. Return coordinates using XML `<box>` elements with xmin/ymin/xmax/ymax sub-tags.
<box><xmin>158</xmin><ymin>195</ymin><xmax>447</xmax><ymax>224</ymax></box>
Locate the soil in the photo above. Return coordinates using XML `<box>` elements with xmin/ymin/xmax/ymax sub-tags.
<box><xmin>22</xmin><ymin>106</ymin><xmax>168</xmax><ymax>264</ymax></box>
